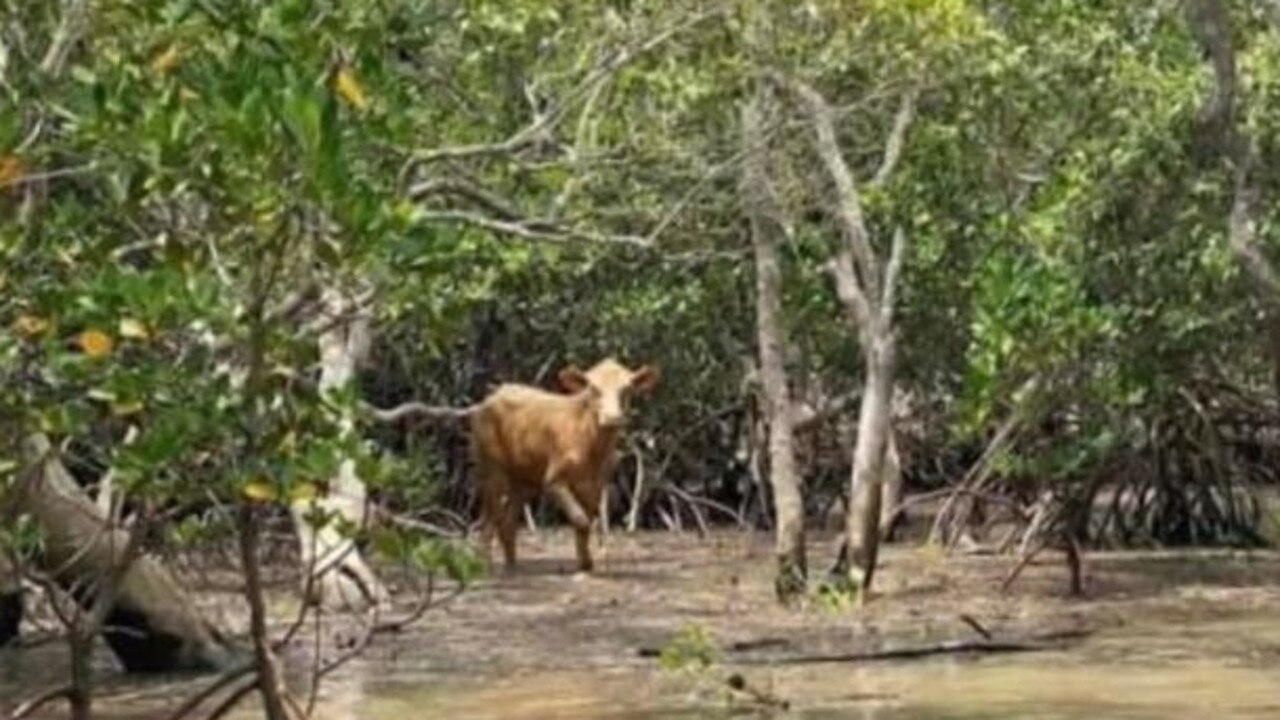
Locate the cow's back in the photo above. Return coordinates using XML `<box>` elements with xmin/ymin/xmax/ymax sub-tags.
<box><xmin>469</xmin><ymin>384</ymin><xmax>580</xmax><ymax>493</ymax></box>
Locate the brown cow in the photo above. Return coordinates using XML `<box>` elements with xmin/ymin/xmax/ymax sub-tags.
<box><xmin>470</xmin><ymin>358</ymin><xmax>658</xmax><ymax>573</ymax></box>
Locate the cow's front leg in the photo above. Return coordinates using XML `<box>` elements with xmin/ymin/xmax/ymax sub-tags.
<box><xmin>547</xmin><ymin>482</ymin><xmax>593</xmax><ymax>572</ymax></box>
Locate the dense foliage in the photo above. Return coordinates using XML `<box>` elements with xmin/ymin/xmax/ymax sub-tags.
<box><xmin>5</xmin><ymin>0</ymin><xmax>1280</xmax><ymax>698</ymax></box>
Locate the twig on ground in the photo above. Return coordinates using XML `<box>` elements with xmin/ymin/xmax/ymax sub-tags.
<box><xmin>9</xmin><ymin>685</ymin><xmax>72</xmax><ymax>720</ymax></box>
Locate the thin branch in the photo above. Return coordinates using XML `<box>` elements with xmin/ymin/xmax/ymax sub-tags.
<box><xmin>413</xmin><ymin>210</ymin><xmax>652</xmax><ymax>248</ymax></box>
<box><xmin>203</xmin><ymin>676</ymin><xmax>259</xmax><ymax>720</ymax></box>
<box><xmin>0</xmin><ymin>163</ymin><xmax>96</xmax><ymax>189</ymax></box>
<box><xmin>362</xmin><ymin>400</ymin><xmax>474</xmax><ymax>423</ymax></box>
<box><xmin>825</xmin><ymin>253</ymin><xmax>876</xmax><ymax>353</ymax></box>
<box><xmin>40</xmin><ymin>0</ymin><xmax>91</xmax><ymax>77</ymax></box>
<box><xmin>791</xmin><ymin>390</ymin><xmax>861</xmax><ymax>434</ymax></box>
<box><xmin>9</xmin><ymin>685</ymin><xmax>73</xmax><ymax>719</ymax></box>
<box><xmin>406</xmin><ymin>177</ymin><xmax>525</xmax><ymax>221</ymax></box>
<box><xmin>779</xmin><ymin>72</ymin><xmax>881</xmax><ymax>302</ymax></box>
<box><xmin>399</xmin><ymin>5</ymin><xmax>725</xmax><ymax>172</ymax></box>
<box><xmin>160</xmin><ymin>662</ymin><xmax>256</xmax><ymax>720</ymax></box>
<box><xmin>879</xmin><ymin>225</ymin><xmax>909</xmax><ymax>330</ymax></box>
<box><xmin>870</xmin><ymin>88</ymin><xmax>919</xmax><ymax>189</ymax></box>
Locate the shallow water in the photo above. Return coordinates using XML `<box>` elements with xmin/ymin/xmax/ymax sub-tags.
<box><xmin>206</xmin><ymin>616</ymin><xmax>1280</xmax><ymax>719</ymax></box>
<box><xmin>4</xmin><ymin>537</ymin><xmax>1280</xmax><ymax>719</ymax></box>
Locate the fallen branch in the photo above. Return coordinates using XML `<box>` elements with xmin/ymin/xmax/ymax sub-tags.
<box><xmin>160</xmin><ymin>661</ymin><xmax>256</xmax><ymax>720</ymax></box>
<box><xmin>637</xmin><ymin>627</ymin><xmax>1091</xmax><ymax>665</ymax></box>
<box><xmin>203</xmin><ymin>676</ymin><xmax>259</xmax><ymax>720</ymax></box>
<box><xmin>9</xmin><ymin>685</ymin><xmax>72</xmax><ymax>720</ymax></box>
<box><xmin>748</xmin><ymin>629</ymin><xmax>1092</xmax><ymax>666</ymax></box>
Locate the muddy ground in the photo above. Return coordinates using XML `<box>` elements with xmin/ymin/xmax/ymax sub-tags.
<box><xmin>341</xmin><ymin>530</ymin><xmax>1277</xmax><ymax>669</ymax></box>
<box><xmin>5</xmin><ymin>530</ymin><xmax>1280</xmax><ymax>718</ymax></box>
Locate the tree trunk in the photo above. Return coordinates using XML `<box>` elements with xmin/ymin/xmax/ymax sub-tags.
<box><xmin>742</xmin><ymin>88</ymin><xmax>807</xmax><ymax>602</ymax></box>
<box><xmin>878</xmin><ymin>433</ymin><xmax>903</xmax><ymax>540</ymax></box>
<box><xmin>842</xmin><ymin>342</ymin><xmax>896</xmax><ymax>594</ymax></box>
<box><xmin>784</xmin><ymin>75</ymin><xmax>915</xmax><ymax>599</ymax></box>
<box><xmin>291</xmin><ymin>288</ymin><xmax>390</xmax><ymax>612</ymax></box>
<box><xmin>240</xmin><ymin>505</ymin><xmax>293</xmax><ymax>720</ymax></box>
<box><xmin>10</xmin><ymin>434</ymin><xmax>239</xmax><ymax>672</ymax></box>
<box><xmin>0</xmin><ymin>552</ymin><xmax>20</xmax><ymax>647</ymax></box>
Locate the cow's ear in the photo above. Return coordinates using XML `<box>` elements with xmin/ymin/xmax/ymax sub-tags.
<box><xmin>631</xmin><ymin>365</ymin><xmax>659</xmax><ymax>393</ymax></box>
<box><xmin>557</xmin><ymin>365</ymin><xmax>589</xmax><ymax>393</ymax></box>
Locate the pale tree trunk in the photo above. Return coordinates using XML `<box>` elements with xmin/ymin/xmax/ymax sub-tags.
<box><xmin>291</xmin><ymin>288</ymin><xmax>390</xmax><ymax>612</ymax></box>
<box><xmin>879</xmin><ymin>433</ymin><xmax>903</xmax><ymax>539</ymax></box>
<box><xmin>1184</xmin><ymin>2</ymin><xmax>1280</xmax><ymax>404</ymax></box>
<box><xmin>783</xmin><ymin>74</ymin><xmax>917</xmax><ymax>597</ymax></box>
<box><xmin>8</xmin><ymin>434</ymin><xmax>239</xmax><ymax>671</ymax></box>
<box><xmin>742</xmin><ymin>85</ymin><xmax>807</xmax><ymax>602</ymax></box>
<box><xmin>844</xmin><ymin>342</ymin><xmax>896</xmax><ymax>591</ymax></box>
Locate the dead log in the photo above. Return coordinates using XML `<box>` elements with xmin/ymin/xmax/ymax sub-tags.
<box><xmin>9</xmin><ymin>435</ymin><xmax>241</xmax><ymax>672</ymax></box>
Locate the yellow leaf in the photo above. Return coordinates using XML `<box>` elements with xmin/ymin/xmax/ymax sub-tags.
<box><xmin>333</xmin><ymin>65</ymin><xmax>369</xmax><ymax>110</ymax></box>
<box><xmin>119</xmin><ymin>318</ymin><xmax>150</xmax><ymax>340</ymax></box>
<box><xmin>152</xmin><ymin>44</ymin><xmax>181</xmax><ymax>73</ymax></box>
<box><xmin>13</xmin><ymin>314</ymin><xmax>49</xmax><ymax>338</ymax></box>
<box><xmin>243</xmin><ymin>478</ymin><xmax>279</xmax><ymax>503</ymax></box>
<box><xmin>0</xmin><ymin>154</ymin><xmax>24</xmax><ymax>186</ymax></box>
<box><xmin>78</xmin><ymin>329</ymin><xmax>114</xmax><ymax>358</ymax></box>
<box><xmin>289</xmin><ymin>481</ymin><xmax>320</xmax><ymax>503</ymax></box>
<box><xmin>111</xmin><ymin>400</ymin><xmax>145</xmax><ymax>417</ymax></box>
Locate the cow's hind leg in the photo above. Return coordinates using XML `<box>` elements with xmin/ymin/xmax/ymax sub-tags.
<box><xmin>496</xmin><ymin>493</ymin><xmax>522</xmax><ymax>572</ymax></box>
<box><xmin>478</xmin><ymin>464</ymin><xmax>521</xmax><ymax>574</ymax></box>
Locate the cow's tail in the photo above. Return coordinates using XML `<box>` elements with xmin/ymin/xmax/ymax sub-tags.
<box><xmin>362</xmin><ymin>400</ymin><xmax>476</xmax><ymax>424</ymax></box>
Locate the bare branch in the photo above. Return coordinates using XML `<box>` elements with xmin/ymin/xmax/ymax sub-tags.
<box><xmin>870</xmin><ymin>88</ymin><xmax>919</xmax><ymax>189</ymax></box>
<box><xmin>780</xmin><ymin>72</ymin><xmax>881</xmax><ymax>303</ymax></box>
<box><xmin>9</xmin><ymin>685</ymin><xmax>72</xmax><ymax>720</ymax></box>
<box><xmin>413</xmin><ymin>209</ymin><xmax>652</xmax><ymax>248</ymax></box>
<box><xmin>400</xmin><ymin>5</ymin><xmax>725</xmax><ymax>174</ymax></box>
<box><xmin>160</xmin><ymin>662</ymin><xmax>256</xmax><ymax>720</ymax></box>
<box><xmin>792</xmin><ymin>390</ymin><xmax>861</xmax><ymax>434</ymax></box>
<box><xmin>880</xmin><ymin>225</ymin><xmax>909</xmax><ymax>330</ymax></box>
<box><xmin>40</xmin><ymin>0</ymin><xmax>91</xmax><ymax>77</ymax></box>
<box><xmin>362</xmin><ymin>400</ymin><xmax>474</xmax><ymax>423</ymax></box>
<box><xmin>0</xmin><ymin>163</ymin><xmax>96</xmax><ymax>189</ymax></box>
<box><xmin>1183</xmin><ymin>0</ymin><xmax>1280</xmax><ymax>301</ymax></box>
<box><xmin>203</xmin><ymin>676</ymin><xmax>259</xmax><ymax>720</ymax></box>
<box><xmin>826</xmin><ymin>252</ymin><xmax>876</xmax><ymax>353</ymax></box>
<box><xmin>407</xmin><ymin>177</ymin><xmax>524</xmax><ymax>221</ymax></box>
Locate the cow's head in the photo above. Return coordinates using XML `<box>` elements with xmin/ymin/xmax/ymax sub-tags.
<box><xmin>557</xmin><ymin>358</ymin><xmax>659</xmax><ymax>429</ymax></box>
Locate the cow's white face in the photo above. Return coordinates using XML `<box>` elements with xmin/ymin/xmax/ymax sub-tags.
<box><xmin>558</xmin><ymin>358</ymin><xmax>659</xmax><ymax>429</ymax></box>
